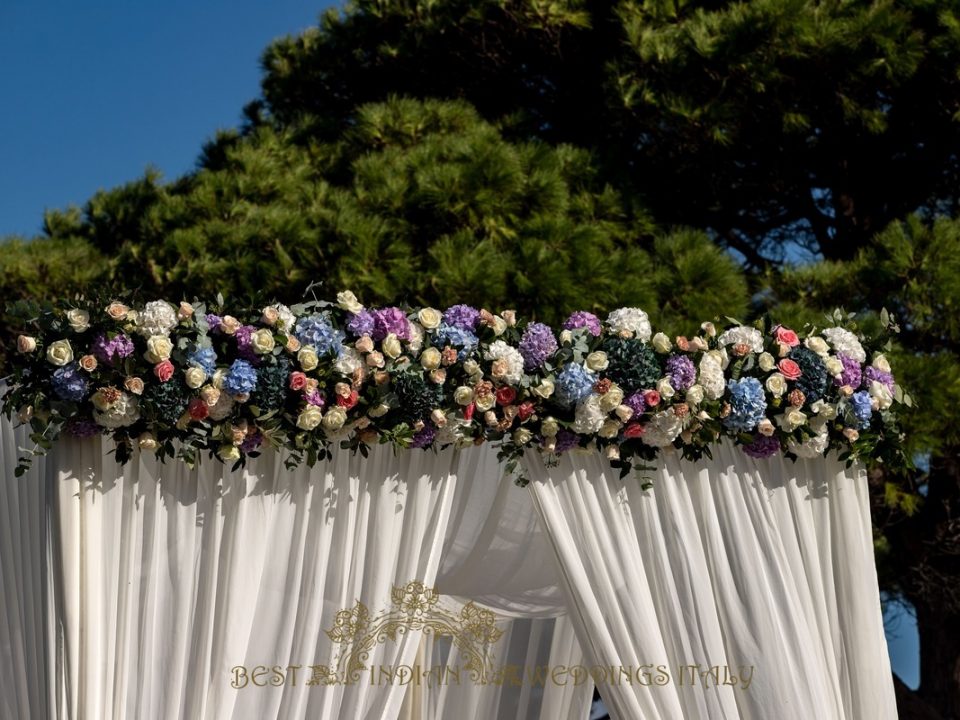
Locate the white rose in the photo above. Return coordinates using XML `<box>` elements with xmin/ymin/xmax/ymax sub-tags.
<box><xmin>336</xmin><ymin>290</ymin><xmax>364</xmax><ymax>314</ymax></box>
<box><xmin>825</xmin><ymin>357</ymin><xmax>843</xmax><ymax>376</ymax></box>
<box><xmin>652</xmin><ymin>332</ymin><xmax>672</xmax><ymax>353</ymax></box>
<box><xmin>418</xmin><ymin>308</ymin><xmax>442</xmax><ymax>330</ymax></box>
<box><xmin>541</xmin><ymin>417</ymin><xmax>560</xmax><ymax>437</ymax></box>
<box><xmin>94</xmin><ymin>393</ymin><xmax>140</xmax><ymax>428</ymax></box>
<box><xmin>869</xmin><ymin>381</ymin><xmax>893</xmax><ymax>410</ymax></box>
<box><xmin>573</xmin><ymin>395</ymin><xmax>606</xmax><ymax>435</ymax></box>
<box><xmin>321</xmin><ymin>407</ymin><xmax>348</xmax><ymax>433</ymax></box>
<box><xmin>17</xmin><ymin>335</ymin><xmax>37</xmax><ymax>353</ymax></box>
<box><xmin>598</xmin><ymin>419</ymin><xmax>621</xmax><ymax>439</ymax></box>
<box><xmin>531</xmin><ymin>378</ymin><xmax>555</xmax><ymax>399</ymax></box>
<box><xmin>46</xmin><ymin>340</ymin><xmax>73</xmax><ymax>367</ymax></box>
<box><xmin>757</xmin><ymin>418</ymin><xmax>775</xmax><ymax>437</ymax></box>
<box><xmin>765</xmin><ymin>373</ymin><xmax>787</xmax><ymax>397</ymax></box>
<box><xmin>810</xmin><ymin>400</ymin><xmax>837</xmax><ymax>419</ymax></box>
<box><xmin>585</xmin><ymin>351</ymin><xmax>609</xmax><ymax>372</ymax></box>
<box><xmin>298</xmin><ymin>346</ymin><xmax>319</xmax><ymax>371</ymax></box>
<box><xmin>686</xmin><ymin>385</ymin><xmax>704</xmax><ymax>406</ymax></box>
<box><xmin>297</xmin><ymin>406</ymin><xmax>323</xmax><ymax>430</ymax></box>
<box><xmin>777</xmin><ymin>408</ymin><xmax>807</xmax><ymax>432</ymax></box>
<box><xmin>184</xmin><ymin>367</ymin><xmax>206</xmax><ymax>389</ymax></box>
<box><xmin>559</xmin><ymin>329</ymin><xmax>573</xmax><ymax>345</ymax></box>
<box><xmin>382</xmin><ymin>333</ymin><xmax>402</xmax><ymax>359</ymax></box>
<box><xmin>788</xmin><ymin>429</ymin><xmax>830</xmax><ymax>458</ymax></box>
<box><xmin>657</xmin><ymin>377</ymin><xmax>675</xmax><ymax>400</ymax></box>
<box><xmin>420</xmin><ymin>347</ymin><xmax>442</xmax><ymax>370</ymax></box>
<box><xmin>599</xmin><ymin>385</ymin><xmax>624</xmax><ymax>413</ymax></box>
<box><xmin>66</xmin><ymin>309</ymin><xmax>90</xmax><ymax>333</ymax></box>
<box><xmin>138</xmin><ymin>433</ymin><xmax>159</xmax><ymax>452</ymax></box>
<box><xmin>615</xmin><ymin>404</ymin><xmax>634</xmax><ymax>422</ymax></box>
<box><xmin>513</xmin><ymin>428</ymin><xmax>534</xmax><ymax>446</ymax></box>
<box><xmin>872</xmin><ymin>354</ymin><xmax>891</xmax><ymax>373</ymax></box>
<box><xmin>804</xmin><ymin>336</ymin><xmax>830</xmax><ymax>357</ymax></box>
<box><xmin>475</xmin><ymin>393</ymin><xmax>496</xmax><ymax>412</ymax></box>
<box><xmin>454</xmin><ymin>386</ymin><xmax>475</xmax><ymax>406</ymax></box>
<box><xmin>492</xmin><ymin>316</ymin><xmax>508</xmax><ymax>336</ymax></box>
<box><xmin>144</xmin><ymin>335</ymin><xmax>173</xmax><ymax>363</ymax></box>
<box><xmin>251</xmin><ymin>328</ymin><xmax>275</xmax><ymax>354</ymax></box>
<box><xmin>759</xmin><ymin>352</ymin><xmax>776</xmax><ymax>372</ymax></box>
<box><xmin>463</xmin><ymin>359</ymin><xmax>480</xmax><ymax>375</ymax></box>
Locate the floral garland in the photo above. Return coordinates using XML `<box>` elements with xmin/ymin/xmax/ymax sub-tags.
<box><xmin>2</xmin><ymin>293</ymin><xmax>911</xmax><ymax>485</ymax></box>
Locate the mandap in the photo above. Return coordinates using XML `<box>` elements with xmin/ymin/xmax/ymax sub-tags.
<box><xmin>0</xmin><ymin>295</ymin><xmax>905</xmax><ymax>719</ymax></box>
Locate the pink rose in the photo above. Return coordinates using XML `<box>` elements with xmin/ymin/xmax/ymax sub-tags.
<box><xmin>289</xmin><ymin>371</ymin><xmax>307</xmax><ymax>391</ymax></box>
<box><xmin>623</xmin><ymin>423</ymin><xmax>645</xmax><ymax>439</ymax></box>
<box><xmin>778</xmin><ymin>358</ymin><xmax>802</xmax><ymax>380</ymax></box>
<box><xmin>643</xmin><ymin>389</ymin><xmax>661</xmax><ymax>407</ymax></box>
<box><xmin>774</xmin><ymin>326</ymin><xmax>800</xmax><ymax>347</ymax></box>
<box><xmin>153</xmin><ymin>360</ymin><xmax>175</xmax><ymax>383</ymax></box>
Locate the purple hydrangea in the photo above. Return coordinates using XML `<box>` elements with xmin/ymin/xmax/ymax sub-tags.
<box><xmin>51</xmin><ymin>366</ymin><xmax>89</xmax><ymax>402</ymax></box>
<box><xmin>205</xmin><ymin>314</ymin><xmax>222</xmax><ymax>332</ymax></box>
<box><xmin>742</xmin><ymin>435</ymin><xmax>781</xmax><ymax>459</ymax></box>
<box><xmin>240</xmin><ymin>431</ymin><xmax>263</xmax><ymax>453</ymax></box>
<box><xmin>562</xmin><ymin>311</ymin><xmax>602</xmax><ymax>337</ymax></box>
<box><xmin>346</xmin><ymin>310</ymin><xmax>376</xmax><ymax>337</ymax></box>
<box><xmin>834</xmin><ymin>354</ymin><xmax>862</xmax><ymax>387</ymax></box>
<box><xmin>863</xmin><ymin>366</ymin><xmax>894</xmax><ymax>390</ymax></box>
<box><xmin>411</xmin><ymin>423</ymin><xmax>437</xmax><ymax>449</ymax></box>
<box><xmin>519</xmin><ymin>322</ymin><xmax>559</xmax><ymax>370</ymax></box>
<box><xmin>624</xmin><ymin>392</ymin><xmax>647</xmax><ymax>417</ymax></box>
<box><xmin>371</xmin><ymin>307</ymin><xmax>411</xmax><ymax>341</ymax></box>
<box><xmin>91</xmin><ymin>333</ymin><xmax>135</xmax><ymax>363</ymax></box>
<box><xmin>442</xmin><ymin>304</ymin><xmax>481</xmax><ymax>331</ymax></box>
<box><xmin>235</xmin><ymin>325</ymin><xmax>259</xmax><ymax>362</ymax></box>
<box><xmin>224</xmin><ymin>359</ymin><xmax>258</xmax><ymax>395</ymax></box>
<box><xmin>552</xmin><ymin>429</ymin><xmax>580</xmax><ymax>454</ymax></box>
<box><xmin>666</xmin><ymin>355</ymin><xmax>696</xmax><ymax>391</ymax></box>
<box><xmin>850</xmin><ymin>390</ymin><xmax>873</xmax><ymax>429</ymax></box>
<box><xmin>305</xmin><ymin>390</ymin><xmax>326</xmax><ymax>407</ymax></box>
<box><xmin>64</xmin><ymin>417</ymin><xmax>101</xmax><ymax>438</ymax></box>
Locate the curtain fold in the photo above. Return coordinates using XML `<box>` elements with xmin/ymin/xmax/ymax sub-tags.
<box><xmin>49</xmin><ymin>435</ymin><xmax>461</xmax><ymax>720</ymax></box>
<box><xmin>522</xmin><ymin>441</ymin><xmax>898</xmax><ymax>720</ymax></box>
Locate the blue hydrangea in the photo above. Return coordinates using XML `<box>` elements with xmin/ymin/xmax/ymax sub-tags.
<box><xmin>224</xmin><ymin>359</ymin><xmax>258</xmax><ymax>395</ymax></box>
<box><xmin>723</xmin><ymin>378</ymin><xmax>767</xmax><ymax>432</ymax></box>
<box><xmin>295</xmin><ymin>314</ymin><xmax>344</xmax><ymax>357</ymax></box>
<box><xmin>850</xmin><ymin>390</ymin><xmax>873</xmax><ymax>429</ymax></box>
<box><xmin>188</xmin><ymin>347</ymin><xmax>217</xmax><ymax>375</ymax></box>
<box><xmin>555</xmin><ymin>364</ymin><xmax>597</xmax><ymax>408</ymax></box>
<box><xmin>51</xmin><ymin>366</ymin><xmax>89</xmax><ymax>402</ymax></box>
<box><xmin>434</xmin><ymin>323</ymin><xmax>479</xmax><ymax>359</ymax></box>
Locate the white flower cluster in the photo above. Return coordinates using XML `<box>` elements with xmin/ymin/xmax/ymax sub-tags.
<box><xmin>484</xmin><ymin>340</ymin><xmax>525</xmax><ymax>385</ymax></box>
<box><xmin>137</xmin><ymin>301</ymin><xmax>179</xmax><ymax>337</ymax></box>
<box><xmin>822</xmin><ymin>327</ymin><xmax>866</xmax><ymax>363</ymax></box>
<box><xmin>642</xmin><ymin>410</ymin><xmax>684</xmax><ymax>447</ymax></box>
<box><xmin>606</xmin><ymin>308</ymin><xmax>652</xmax><ymax>342</ymax></box>
<box><xmin>717</xmin><ymin>325</ymin><xmax>764</xmax><ymax>353</ymax></box>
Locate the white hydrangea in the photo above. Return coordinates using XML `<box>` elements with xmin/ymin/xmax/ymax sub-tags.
<box><xmin>822</xmin><ymin>327</ymin><xmax>866</xmax><ymax>363</ymax></box>
<box><xmin>207</xmin><ymin>393</ymin><xmax>235</xmax><ymax>421</ymax></box>
<box><xmin>407</xmin><ymin>321</ymin><xmax>425</xmax><ymax>355</ymax></box>
<box><xmin>572</xmin><ymin>394</ymin><xmax>606</xmax><ymax>435</ymax></box>
<box><xmin>699</xmin><ymin>354</ymin><xmax>726</xmax><ymax>400</ymax></box>
<box><xmin>484</xmin><ymin>340</ymin><xmax>525</xmax><ymax>385</ymax></box>
<box><xmin>137</xmin><ymin>300</ymin><xmax>179</xmax><ymax>337</ymax></box>
<box><xmin>334</xmin><ymin>347</ymin><xmax>364</xmax><ymax>375</ymax></box>
<box><xmin>274</xmin><ymin>303</ymin><xmax>296</xmax><ymax>332</ymax></box>
<box><xmin>642</xmin><ymin>410</ymin><xmax>684</xmax><ymax>447</ymax></box>
<box><xmin>606</xmin><ymin>307</ymin><xmax>652</xmax><ymax>342</ymax></box>
<box><xmin>94</xmin><ymin>394</ymin><xmax>140</xmax><ymax>429</ymax></box>
<box><xmin>788</xmin><ymin>429</ymin><xmax>830</xmax><ymax>458</ymax></box>
<box><xmin>717</xmin><ymin>325</ymin><xmax>764</xmax><ymax>353</ymax></box>
<box><xmin>435</xmin><ymin>414</ymin><xmax>470</xmax><ymax>446</ymax></box>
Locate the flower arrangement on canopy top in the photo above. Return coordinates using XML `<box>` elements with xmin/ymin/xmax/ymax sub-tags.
<box><xmin>1</xmin><ymin>293</ymin><xmax>912</xmax><ymax>485</ymax></box>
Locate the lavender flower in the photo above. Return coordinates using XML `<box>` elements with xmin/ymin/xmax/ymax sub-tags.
<box><xmin>63</xmin><ymin>417</ymin><xmax>101</xmax><ymax>438</ymax></box>
<box><xmin>834</xmin><ymin>354</ymin><xmax>862</xmax><ymax>387</ymax></box>
<box><xmin>863</xmin><ymin>366</ymin><xmax>894</xmax><ymax>391</ymax></box>
<box><xmin>552</xmin><ymin>429</ymin><xmax>580</xmax><ymax>454</ymax></box>
<box><xmin>205</xmin><ymin>314</ymin><xmax>222</xmax><ymax>332</ymax></box>
<box><xmin>666</xmin><ymin>355</ymin><xmax>696</xmax><ymax>391</ymax></box>
<box><xmin>411</xmin><ymin>423</ymin><xmax>437</xmax><ymax>449</ymax></box>
<box><xmin>235</xmin><ymin>325</ymin><xmax>258</xmax><ymax>362</ymax></box>
<box><xmin>519</xmin><ymin>322</ymin><xmax>558</xmax><ymax>370</ymax></box>
<box><xmin>624</xmin><ymin>392</ymin><xmax>647</xmax><ymax>418</ymax></box>
<box><xmin>743</xmin><ymin>435</ymin><xmax>781</xmax><ymax>459</ymax></box>
<box><xmin>91</xmin><ymin>333</ymin><xmax>134</xmax><ymax>363</ymax></box>
<box><xmin>562</xmin><ymin>311</ymin><xmax>602</xmax><ymax>337</ymax></box>
<box><xmin>442</xmin><ymin>304</ymin><xmax>480</xmax><ymax>331</ymax></box>
<box><xmin>346</xmin><ymin>310</ymin><xmax>376</xmax><ymax>337</ymax></box>
<box><xmin>372</xmin><ymin>307</ymin><xmax>411</xmax><ymax>341</ymax></box>
<box><xmin>305</xmin><ymin>390</ymin><xmax>326</xmax><ymax>407</ymax></box>
<box><xmin>240</xmin><ymin>431</ymin><xmax>263</xmax><ymax>453</ymax></box>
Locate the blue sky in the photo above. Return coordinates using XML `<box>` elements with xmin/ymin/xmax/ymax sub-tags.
<box><xmin>0</xmin><ymin>0</ymin><xmax>921</xmax><ymax>692</ymax></box>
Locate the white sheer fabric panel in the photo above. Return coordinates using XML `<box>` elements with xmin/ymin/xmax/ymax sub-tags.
<box><xmin>50</xmin><ymin>436</ymin><xmax>459</xmax><ymax>720</ymax></box>
<box><xmin>0</xmin><ymin>414</ymin><xmax>54</xmax><ymax>720</ymax></box>
<box><xmin>399</xmin><ymin>609</ymin><xmax>592</xmax><ymax>720</ymax></box>
<box><xmin>522</xmin><ymin>441</ymin><xmax>898</xmax><ymax>720</ymax></box>
<box><xmin>437</xmin><ymin>445</ymin><xmax>566</xmax><ymax>616</ymax></box>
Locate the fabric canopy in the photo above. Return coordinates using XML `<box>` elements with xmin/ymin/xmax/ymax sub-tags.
<box><xmin>0</xmin><ymin>414</ymin><xmax>898</xmax><ymax>719</ymax></box>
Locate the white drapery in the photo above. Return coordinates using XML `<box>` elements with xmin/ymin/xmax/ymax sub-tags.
<box><xmin>522</xmin><ymin>441</ymin><xmax>898</xmax><ymax>720</ymax></box>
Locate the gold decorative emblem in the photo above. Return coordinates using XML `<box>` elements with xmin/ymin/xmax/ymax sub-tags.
<box><xmin>311</xmin><ymin>581</ymin><xmax>504</xmax><ymax>684</ymax></box>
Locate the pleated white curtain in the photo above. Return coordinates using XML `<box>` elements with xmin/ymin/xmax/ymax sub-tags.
<box><xmin>49</xmin><ymin>435</ymin><xmax>460</xmax><ymax>720</ymax></box>
<box><xmin>522</xmin><ymin>441</ymin><xmax>898</xmax><ymax>720</ymax></box>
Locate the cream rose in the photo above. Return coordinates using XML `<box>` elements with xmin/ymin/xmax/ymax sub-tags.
<box><xmin>454</xmin><ymin>386</ymin><xmax>475</xmax><ymax>406</ymax></box>
<box><xmin>322</xmin><ymin>407</ymin><xmax>347</xmax><ymax>432</ymax></box>
<box><xmin>869</xmin><ymin>381</ymin><xmax>894</xmax><ymax>410</ymax></box>
<box><xmin>765</xmin><ymin>373</ymin><xmax>787</xmax><ymax>397</ymax></box>
<box><xmin>251</xmin><ymin>328</ymin><xmax>275</xmax><ymax>354</ymax></box>
<box><xmin>758</xmin><ymin>352</ymin><xmax>776</xmax><ymax>372</ymax></box>
<box><xmin>541</xmin><ymin>417</ymin><xmax>559</xmax><ymax>437</ymax></box>
<box><xmin>219</xmin><ymin>445</ymin><xmax>240</xmax><ymax>461</ymax></box>
<box><xmin>185</xmin><ymin>367</ymin><xmax>206</xmax><ymax>389</ymax></box>
<box><xmin>615</xmin><ymin>404</ymin><xmax>634</xmax><ymax>423</ymax></box>
<box><xmin>513</xmin><ymin>428</ymin><xmax>534</xmax><ymax>445</ymax></box>
<box><xmin>124</xmin><ymin>377</ymin><xmax>145</xmax><ymax>395</ymax></box>
<box><xmin>144</xmin><ymin>335</ymin><xmax>173</xmax><ymax>363</ymax></box>
<box><xmin>585</xmin><ymin>351</ymin><xmax>609</xmax><ymax>372</ymax></box>
<box><xmin>825</xmin><ymin>357</ymin><xmax>843</xmax><ymax>376</ymax></box>
<box><xmin>298</xmin><ymin>346</ymin><xmax>319</xmax><ymax>371</ymax></box>
<box><xmin>382</xmin><ymin>333</ymin><xmax>402</xmax><ymax>359</ymax></box>
<box><xmin>17</xmin><ymin>335</ymin><xmax>37</xmax><ymax>353</ymax></box>
<box><xmin>656</xmin><ymin>377</ymin><xmax>675</xmax><ymax>400</ymax></box>
<box><xmin>492</xmin><ymin>316</ymin><xmax>508</xmax><ymax>336</ymax></box>
<box><xmin>368</xmin><ymin>402</ymin><xmax>390</xmax><ymax>418</ymax></box>
<box><xmin>686</xmin><ymin>384</ymin><xmax>705</xmax><ymax>406</ymax></box>
<box><xmin>777</xmin><ymin>407</ymin><xmax>807</xmax><ymax>431</ymax></box>
<box><xmin>652</xmin><ymin>332</ymin><xmax>672</xmax><ymax>353</ymax></box>
<box><xmin>106</xmin><ymin>302</ymin><xmax>130</xmax><ymax>321</ymax></box>
<box><xmin>138</xmin><ymin>433</ymin><xmax>159</xmax><ymax>452</ymax></box>
<box><xmin>418</xmin><ymin>307</ymin><xmax>442</xmax><ymax>330</ymax></box>
<box><xmin>297</xmin><ymin>405</ymin><xmax>323</xmax><ymax>430</ymax></box>
<box><xmin>66</xmin><ymin>309</ymin><xmax>90</xmax><ymax>333</ymax></box>
<box><xmin>261</xmin><ymin>306</ymin><xmax>280</xmax><ymax>326</ymax></box>
<box><xmin>531</xmin><ymin>378</ymin><xmax>555</xmax><ymax>399</ymax></box>
<box><xmin>336</xmin><ymin>290</ymin><xmax>364</xmax><ymax>314</ymax></box>
<box><xmin>598</xmin><ymin>419</ymin><xmax>622</xmax><ymax>439</ymax></box>
<box><xmin>475</xmin><ymin>393</ymin><xmax>496</xmax><ymax>412</ymax></box>
<box><xmin>420</xmin><ymin>347</ymin><xmax>441</xmax><ymax>370</ymax></box>
<box><xmin>599</xmin><ymin>385</ymin><xmax>624</xmax><ymax>413</ymax></box>
<box><xmin>220</xmin><ymin>315</ymin><xmax>240</xmax><ymax>335</ymax></box>
<box><xmin>804</xmin><ymin>336</ymin><xmax>829</xmax><ymax>356</ymax></box>
<box><xmin>872</xmin><ymin>354</ymin><xmax>891</xmax><ymax>373</ymax></box>
<box><xmin>46</xmin><ymin>340</ymin><xmax>73</xmax><ymax>367</ymax></box>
